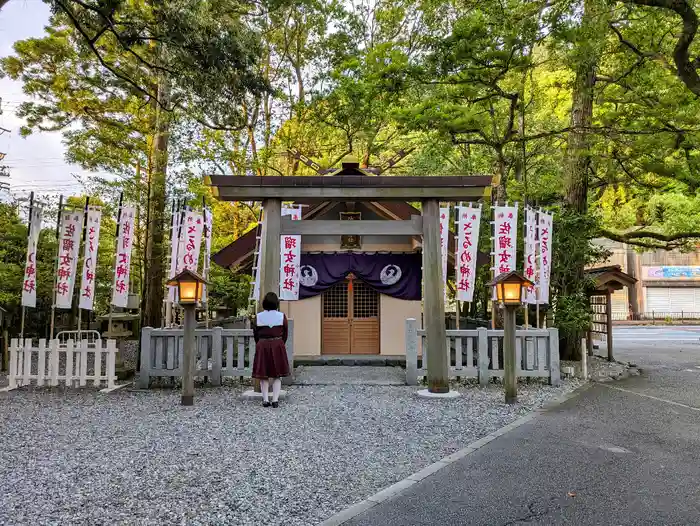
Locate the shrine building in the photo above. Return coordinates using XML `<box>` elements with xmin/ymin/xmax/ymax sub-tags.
<box><xmin>206</xmin><ymin>159</ymin><xmax>491</xmax><ymax>364</ymax></box>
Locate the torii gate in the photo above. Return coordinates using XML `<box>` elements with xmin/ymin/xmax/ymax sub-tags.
<box><xmin>205</xmin><ymin>160</ymin><xmax>491</xmax><ymax>394</ymax></box>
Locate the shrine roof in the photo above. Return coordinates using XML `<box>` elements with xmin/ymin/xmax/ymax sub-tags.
<box><xmin>205</xmin><ymin>174</ymin><xmax>492</xmax><ymax>201</ymax></box>
<box><xmin>585</xmin><ymin>265</ymin><xmax>637</xmax><ymax>292</ymax></box>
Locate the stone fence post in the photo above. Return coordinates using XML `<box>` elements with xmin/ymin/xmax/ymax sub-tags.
<box><xmin>283</xmin><ymin>319</ymin><xmax>295</xmax><ymax>386</ymax></box>
<box><xmin>211</xmin><ymin>327</ymin><xmax>223</xmax><ymax>386</ymax></box>
<box><xmin>477</xmin><ymin>327</ymin><xmax>489</xmax><ymax>386</ymax></box>
<box><xmin>405</xmin><ymin>318</ymin><xmax>418</xmax><ymax>385</ymax></box>
<box><xmin>548</xmin><ymin>327</ymin><xmax>560</xmax><ymax>386</ymax></box>
<box><xmin>137</xmin><ymin>327</ymin><xmax>152</xmax><ymax>389</ymax></box>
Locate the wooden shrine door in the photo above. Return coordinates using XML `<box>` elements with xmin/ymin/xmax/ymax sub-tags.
<box><xmin>322</xmin><ymin>275</ymin><xmax>380</xmax><ymax>354</ymax></box>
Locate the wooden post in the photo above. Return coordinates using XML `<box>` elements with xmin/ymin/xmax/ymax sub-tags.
<box><xmin>503</xmin><ymin>305</ymin><xmax>517</xmax><ymax>404</ymax></box>
<box><xmin>422</xmin><ymin>199</ymin><xmax>449</xmax><ymax>393</ymax></box>
<box><xmin>260</xmin><ymin>198</ymin><xmax>282</xmax><ymax>301</ymax></box>
<box><xmin>181</xmin><ymin>304</ymin><xmax>196</xmax><ymax>405</ymax></box>
<box><xmin>606</xmin><ymin>289</ymin><xmax>614</xmax><ymax>362</ymax></box>
<box><xmin>625</xmin><ymin>245</ymin><xmax>642</xmax><ymax>318</ymax></box>
<box><xmin>254</xmin><ymin>199</ymin><xmax>282</xmax><ymax>393</ymax></box>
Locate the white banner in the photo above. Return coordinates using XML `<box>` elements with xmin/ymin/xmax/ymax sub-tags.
<box><xmin>524</xmin><ymin>208</ymin><xmax>538</xmax><ymax>304</ymax></box>
<box><xmin>440</xmin><ymin>207</ymin><xmax>449</xmax><ymax>294</ymax></box>
<box><xmin>456</xmin><ymin>205</ymin><xmax>481</xmax><ymax>303</ymax></box>
<box><xmin>494</xmin><ymin>205</ymin><xmax>518</xmax><ymax>275</ymax></box>
<box><xmin>21</xmin><ymin>207</ymin><xmax>43</xmax><ymax>308</ymax></box>
<box><xmin>538</xmin><ymin>211</ymin><xmax>553</xmax><ymax>304</ymax></box>
<box><xmin>111</xmin><ymin>206</ymin><xmax>136</xmax><ymax>308</ymax></box>
<box><xmin>168</xmin><ymin>206</ymin><xmax>182</xmax><ymax>302</ymax></box>
<box><xmin>177</xmin><ymin>210</ymin><xmax>204</xmax><ymax>273</ymax></box>
<box><xmin>55</xmin><ymin>210</ymin><xmax>84</xmax><ymax>309</ymax></box>
<box><xmin>279</xmin><ymin>206</ymin><xmax>302</xmax><ymax>300</ymax></box>
<box><xmin>201</xmin><ymin>208</ymin><xmax>213</xmax><ymax>304</ymax></box>
<box><xmin>493</xmin><ymin>205</ymin><xmax>518</xmax><ymax>300</ymax></box>
<box><xmin>79</xmin><ymin>208</ymin><xmax>102</xmax><ymax>310</ymax></box>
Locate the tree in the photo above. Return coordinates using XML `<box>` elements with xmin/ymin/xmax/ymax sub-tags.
<box><xmin>2</xmin><ymin>3</ymin><xmax>275</xmax><ymax>328</ymax></box>
<box><xmin>39</xmin><ymin>0</ymin><xmax>274</xmax><ymax>128</ymax></box>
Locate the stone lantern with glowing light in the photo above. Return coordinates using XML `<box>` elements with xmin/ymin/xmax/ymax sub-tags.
<box><xmin>488</xmin><ymin>271</ymin><xmax>534</xmax><ymax>404</ymax></box>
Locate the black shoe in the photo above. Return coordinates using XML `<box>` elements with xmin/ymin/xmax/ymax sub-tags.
<box><xmin>262</xmin><ymin>401</ymin><xmax>271</xmax><ymax>407</ymax></box>
<box><xmin>271</xmin><ymin>402</ymin><xmax>279</xmax><ymax>408</ymax></box>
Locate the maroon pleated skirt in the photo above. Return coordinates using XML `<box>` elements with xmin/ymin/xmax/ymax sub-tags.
<box><xmin>252</xmin><ymin>339</ymin><xmax>290</xmax><ymax>379</ymax></box>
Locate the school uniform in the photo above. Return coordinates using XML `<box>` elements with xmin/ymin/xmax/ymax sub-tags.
<box><xmin>252</xmin><ymin>310</ymin><xmax>290</xmax><ymax>379</ymax></box>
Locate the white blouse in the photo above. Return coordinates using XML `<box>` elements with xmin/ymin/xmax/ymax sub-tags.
<box><xmin>257</xmin><ymin>310</ymin><xmax>284</xmax><ymax>328</ymax></box>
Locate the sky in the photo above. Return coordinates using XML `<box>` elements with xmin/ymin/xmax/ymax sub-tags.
<box><xmin>0</xmin><ymin>0</ymin><xmax>106</xmax><ymax>200</ymax></box>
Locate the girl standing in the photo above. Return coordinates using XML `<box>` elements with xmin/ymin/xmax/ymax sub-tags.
<box><xmin>252</xmin><ymin>292</ymin><xmax>291</xmax><ymax>407</ymax></box>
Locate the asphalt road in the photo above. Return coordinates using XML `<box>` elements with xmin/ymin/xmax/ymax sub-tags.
<box><xmin>343</xmin><ymin>326</ymin><xmax>700</xmax><ymax>526</ymax></box>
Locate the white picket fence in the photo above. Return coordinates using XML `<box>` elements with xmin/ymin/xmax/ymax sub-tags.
<box><xmin>405</xmin><ymin>318</ymin><xmax>560</xmax><ymax>386</ymax></box>
<box><xmin>7</xmin><ymin>338</ymin><xmax>118</xmax><ymax>389</ymax></box>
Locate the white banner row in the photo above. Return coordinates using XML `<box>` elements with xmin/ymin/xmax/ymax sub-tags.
<box><xmin>453</xmin><ymin>204</ymin><xmax>552</xmax><ymax>304</ymax></box>
<box><xmin>167</xmin><ymin>207</ymin><xmax>213</xmax><ymax>304</ymax></box>
<box><xmin>255</xmin><ymin>203</ymin><xmax>553</xmax><ymax>305</ymax></box>
<box><xmin>22</xmin><ymin>202</ymin><xmax>214</xmax><ymax>312</ymax></box>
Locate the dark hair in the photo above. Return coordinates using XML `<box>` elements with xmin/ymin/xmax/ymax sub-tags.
<box><xmin>262</xmin><ymin>292</ymin><xmax>279</xmax><ymax>311</ymax></box>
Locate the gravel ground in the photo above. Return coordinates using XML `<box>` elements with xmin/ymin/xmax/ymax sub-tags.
<box><xmin>0</xmin><ymin>379</ymin><xmax>582</xmax><ymax>526</ymax></box>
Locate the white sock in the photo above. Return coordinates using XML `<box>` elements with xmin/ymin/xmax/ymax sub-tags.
<box><xmin>272</xmin><ymin>378</ymin><xmax>281</xmax><ymax>402</ymax></box>
<box><xmin>260</xmin><ymin>379</ymin><xmax>270</xmax><ymax>402</ymax></box>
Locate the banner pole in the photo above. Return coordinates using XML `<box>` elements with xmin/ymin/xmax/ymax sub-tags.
<box><xmin>49</xmin><ymin>195</ymin><xmax>64</xmax><ymax>341</ymax></box>
<box><xmin>76</xmin><ymin>197</ymin><xmax>90</xmax><ymax>339</ymax></box>
<box><xmin>523</xmin><ymin>205</ymin><xmax>528</xmax><ymax>331</ymax></box>
<box><xmin>107</xmin><ymin>192</ymin><xmax>124</xmax><ymax>338</ymax></box>
<box><xmin>19</xmin><ymin>191</ymin><xmax>34</xmax><ymax>342</ymax></box>
<box><xmin>202</xmin><ymin>196</ymin><xmax>211</xmax><ymax>329</ymax></box>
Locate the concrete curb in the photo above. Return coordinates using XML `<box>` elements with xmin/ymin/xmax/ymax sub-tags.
<box><xmin>318</xmin><ymin>382</ymin><xmax>593</xmax><ymax>526</ymax></box>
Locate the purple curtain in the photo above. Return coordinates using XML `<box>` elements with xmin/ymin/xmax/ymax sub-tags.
<box><xmin>299</xmin><ymin>253</ymin><xmax>422</xmax><ymax>300</ymax></box>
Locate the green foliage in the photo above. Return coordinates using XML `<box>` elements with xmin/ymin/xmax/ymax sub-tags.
<box><xmin>3</xmin><ymin>0</ymin><xmax>700</xmax><ymax>344</ymax></box>
<box><xmin>207</xmin><ymin>265</ymin><xmax>251</xmax><ymax>315</ymax></box>
<box><xmin>0</xmin><ymin>204</ymin><xmax>28</xmax><ymax>311</ymax></box>
<box><xmin>551</xmin><ymin>209</ymin><xmax>610</xmax><ymax>344</ymax></box>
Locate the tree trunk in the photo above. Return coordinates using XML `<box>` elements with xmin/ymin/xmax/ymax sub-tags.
<box><xmin>560</xmin><ymin>0</ymin><xmax>599</xmax><ymax>361</ymax></box>
<box><xmin>143</xmin><ymin>74</ymin><xmax>171</xmax><ymax>329</ymax></box>
<box><xmin>493</xmin><ymin>149</ymin><xmax>507</xmax><ymax>203</ymax></box>
<box><xmin>565</xmin><ymin>62</ymin><xmax>594</xmax><ymax>214</ymax></box>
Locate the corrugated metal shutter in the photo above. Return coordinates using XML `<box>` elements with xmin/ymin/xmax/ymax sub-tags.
<box><xmin>670</xmin><ymin>289</ymin><xmax>696</xmax><ymax>312</ymax></box>
<box><xmin>646</xmin><ymin>288</ymin><xmax>670</xmax><ymax>314</ymax></box>
<box><xmin>646</xmin><ymin>287</ymin><xmax>700</xmax><ymax>314</ymax></box>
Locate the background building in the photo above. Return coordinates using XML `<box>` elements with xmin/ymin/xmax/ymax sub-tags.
<box><xmin>594</xmin><ymin>239</ymin><xmax>700</xmax><ymax>319</ymax></box>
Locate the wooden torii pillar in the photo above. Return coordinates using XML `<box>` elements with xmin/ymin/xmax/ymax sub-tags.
<box><xmin>259</xmin><ymin>198</ymin><xmax>282</xmax><ymax>304</ymax></box>
<box><xmin>422</xmin><ymin>199</ymin><xmax>449</xmax><ymax>393</ymax></box>
<box><xmin>206</xmin><ymin>168</ymin><xmax>491</xmax><ymax>394</ymax></box>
